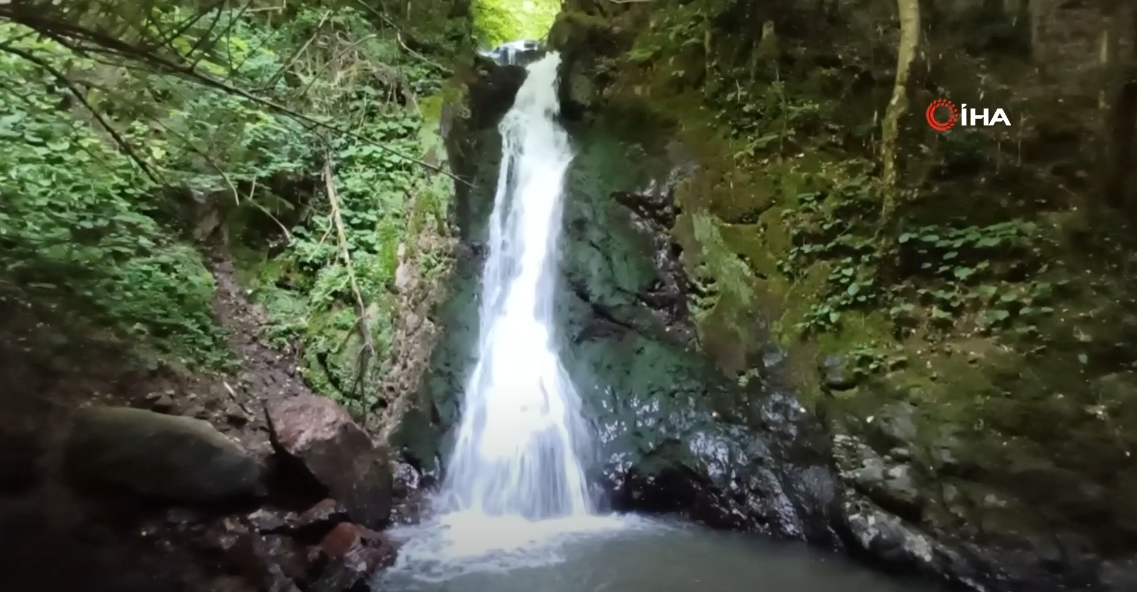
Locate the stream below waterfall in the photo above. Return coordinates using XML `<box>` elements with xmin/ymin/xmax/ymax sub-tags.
<box><xmin>378</xmin><ymin>45</ymin><xmax>944</xmax><ymax>592</ymax></box>
<box><xmin>378</xmin><ymin>514</ymin><xmax>941</xmax><ymax>592</ymax></box>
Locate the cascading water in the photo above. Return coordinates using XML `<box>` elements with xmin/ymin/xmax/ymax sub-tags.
<box><xmin>382</xmin><ymin>50</ymin><xmax>628</xmax><ymax>582</ymax></box>
<box><xmin>378</xmin><ymin>43</ymin><xmax>944</xmax><ymax>592</ymax></box>
<box><xmin>439</xmin><ymin>50</ymin><xmax>593</xmax><ymax>520</ymax></box>
<box><xmin>479</xmin><ymin>40</ymin><xmax>541</xmax><ymax>66</ymax></box>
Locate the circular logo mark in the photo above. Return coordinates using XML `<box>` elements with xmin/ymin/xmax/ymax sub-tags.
<box><xmin>925</xmin><ymin>98</ymin><xmax>958</xmax><ymax>132</ymax></box>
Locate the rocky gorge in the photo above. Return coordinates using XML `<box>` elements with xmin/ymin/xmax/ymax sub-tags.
<box><xmin>400</xmin><ymin>1</ymin><xmax>1137</xmax><ymax>591</ymax></box>
<box><xmin>4</xmin><ymin>0</ymin><xmax>1137</xmax><ymax>591</ymax></box>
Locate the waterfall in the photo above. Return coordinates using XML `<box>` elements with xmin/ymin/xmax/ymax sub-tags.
<box><xmin>380</xmin><ymin>50</ymin><xmax>630</xmax><ymax>584</ymax></box>
<box><xmin>439</xmin><ymin>51</ymin><xmax>594</xmax><ymax>520</ymax></box>
<box><xmin>479</xmin><ymin>40</ymin><xmax>541</xmax><ymax>66</ymax></box>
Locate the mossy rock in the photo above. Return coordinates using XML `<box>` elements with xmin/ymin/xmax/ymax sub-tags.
<box><xmin>824</xmin><ymin>338</ymin><xmax>1137</xmax><ymax>550</ymax></box>
<box><xmin>64</xmin><ymin>406</ymin><xmax>263</xmax><ymax>503</ymax></box>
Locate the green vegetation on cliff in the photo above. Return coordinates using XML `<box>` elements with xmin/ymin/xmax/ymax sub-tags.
<box><xmin>551</xmin><ymin>0</ymin><xmax>1137</xmax><ymax>559</ymax></box>
<box><xmin>0</xmin><ymin>0</ymin><xmax>474</xmax><ymax>414</ymax></box>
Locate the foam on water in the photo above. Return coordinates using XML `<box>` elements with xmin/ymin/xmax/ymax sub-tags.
<box><xmin>384</xmin><ymin>513</ymin><xmax>648</xmax><ymax>582</ymax></box>
<box><xmin>479</xmin><ymin>40</ymin><xmax>541</xmax><ymax>65</ymax></box>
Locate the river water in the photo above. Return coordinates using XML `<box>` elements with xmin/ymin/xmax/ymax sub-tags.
<box><xmin>378</xmin><ymin>46</ymin><xmax>942</xmax><ymax>592</ymax></box>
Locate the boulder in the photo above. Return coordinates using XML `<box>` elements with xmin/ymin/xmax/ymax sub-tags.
<box><xmin>265</xmin><ymin>394</ymin><xmax>393</xmax><ymax>528</ymax></box>
<box><xmin>63</xmin><ymin>406</ymin><xmax>263</xmax><ymax>503</ymax></box>
<box><xmin>306</xmin><ymin>522</ymin><xmax>396</xmax><ymax>592</ymax></box>
<box><xmin>247</xmin><ymin>498</ymin><xmax>351</xmax><ymax>540</ymax></box>
<box><xmin>467</xmin><ymin>58</ymin><xmax>528</xmax><ymax>129</ymax></box>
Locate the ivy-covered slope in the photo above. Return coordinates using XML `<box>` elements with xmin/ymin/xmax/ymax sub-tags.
<box><xmin>0</xmin><ymin>1</ymin><xmax>476</xmax><ymax>421</ymax></box>
<box><xmin>541</xmin><ymin>0</ymin><xmax>1137</xmax><ymax>590</ymax></box>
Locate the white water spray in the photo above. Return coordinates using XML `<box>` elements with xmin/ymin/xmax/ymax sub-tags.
<box><xmin>440</xmin><ymin>51</ymin><xmax>593</xmax><ymax>520</ymax></box>
<box><xmin>380</xmin><ymin>51</ymin><xmax>636</xmax><ymax>584</ymax></box>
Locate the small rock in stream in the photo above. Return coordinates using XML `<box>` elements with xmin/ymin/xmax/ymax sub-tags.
<box><xmin>306</xmin><ymin>522</ymin><xmax>396</xmax><ymax>592</ymax></box>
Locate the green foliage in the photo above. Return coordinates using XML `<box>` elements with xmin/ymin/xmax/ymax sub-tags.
<box><xmin>843</xmin><ymin>344</ymin><xmax>908</xmax><ymax>382</ymax></box>
<box><xmin>225</xmin><ymin>7</ymin><xmax>459</xmax><ymax>413</ymax></box>
<box><xmin>624</xmin><ymin>0</ymin><xmax>744</xmax><ymax>66</ymax></box>
<box><xmin>761</xmin><ymin>147</ymin><xmax>1053</xmax><ymax>340</ymax></box>
<box><xmin>1</xmin><ymin>2</ymin><xmax>468</xmax><ymax>399</ymax></box>
<box><xmin>626</xmin><ymin>7</ymin><xmax>705</xmax><ymax>65</ymax></box>
<box><xmin>780</xmin><ymin>187</ymin><xmax>1053</xmax><ymax>338</ymax></box>
<box><xmin>0</xmin><ymin>24</ymin><xmax>230</xmax><ymax>366</ymax></box>
<box><xmin>887</xmin><ymin>220</ymin><xmax>1054</xmax><ymax>335</ymax></box>
<box><xmin>472</xmin><ymin>0</ymin><xmax>561</xmax><ymax>46</ymax></box>
<box><xmin>717</xmin><ymin>79</ymin><xmax>823</xmax><ymax>159</ymax></box>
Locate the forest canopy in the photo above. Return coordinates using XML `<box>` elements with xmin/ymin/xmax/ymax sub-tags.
<box><xmin>472</xmin><ymin>0</ymin><xmax>560</xmax><ymax>46</ymax></box>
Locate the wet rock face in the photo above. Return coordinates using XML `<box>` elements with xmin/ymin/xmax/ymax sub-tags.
<box><xmin>416</xmin><ymin>96</ymin><xmax>844</xmax><ymax>545</ymax></box>
<box><xmin>266</xmin><ymin>394</ymin><xmax>394</xmax><ymax>529</ymax></box>
<box><xmin>465</xmin><ymin>56</ymin><xmax>528</xmax><ymax>129</ymax></box>
<box><xmin>539</xmin><ymin>4</ymin><xmax>1137</xmax><ymax>592</ymax></box>
<box><xmin>63</xmin><ymin>406</ymin><xmax>264</xmax><ymax>504</ymax></box>
<box><xmin>821</xmin><ymin>394</ymin><xmax>1137</xmax><ymax>592</ymax></box>
<box><xmin>551</xmin><ymin>121</ymin><xmax>844</xmax><ymax>544</ymax></box>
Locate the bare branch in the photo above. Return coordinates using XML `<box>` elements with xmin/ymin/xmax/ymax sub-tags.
<box><xmin>264</xmin><ymin>8</ymin><xmax>333</xmax><ymax>89</ymax></box>
<box><xmin>323</xmin><ymin>158</ymin><xmax>376</xmax><ymax>398</ymax></box>
<box><xmin>1</xmin><ymin>7</ymin><xmax>474</xmax><ymax>188</ymax></box>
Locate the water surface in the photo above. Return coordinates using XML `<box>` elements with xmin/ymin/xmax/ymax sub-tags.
<box><xmin>380</xmin><ymin>515</ymin><xmax>940</xmax><ymax>592</ymax></box>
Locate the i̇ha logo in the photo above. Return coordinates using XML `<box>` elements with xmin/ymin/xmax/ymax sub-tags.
<box><xmin>925</xmin><ymin>98</ymin><xmax>1010</xmax><ymax>131</ymax></box>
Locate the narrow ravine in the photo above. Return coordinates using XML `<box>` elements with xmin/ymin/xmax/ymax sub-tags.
<box><xmin>378</xmin><ymin>44</ymin><xmax>943</xmax><ymax>592</ymax></box>
<box><xmin>3</xmin><ymin>0</ymin><xmax>1134</xmax><ymax>591</ymax></box>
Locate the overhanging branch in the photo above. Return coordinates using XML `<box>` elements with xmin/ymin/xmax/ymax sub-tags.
<box><xmin>0</xmin><ymin>4</ymin><xmax>475</xmax><ymax>188</ymax></box>
<box><xmin>1</xmin><ymin>44</ymin><xmax>161</xmax><ymax>184</ymax></box>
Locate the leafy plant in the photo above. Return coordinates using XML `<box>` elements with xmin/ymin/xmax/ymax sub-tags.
<box><xmin>0</xmin><ymin>1</ymin><xmax>466</xmax><ymax>404</ymax></box>
<box><xmin>0</xmin><ymin>25</ymin><xmax>228</xmax><ymax>365</ymax></box>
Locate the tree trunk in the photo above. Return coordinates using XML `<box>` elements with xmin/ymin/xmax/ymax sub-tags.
<box><xmin>1029</xmin><ymin>0</ymin><xmax>1046</xmax><ymax>61</ymax></box>
<box><xmin>1104</xmin><ymin>3</ymin><xmax>1137</xmax><ymax>212</ymax></box>
<box><xmin>879</xmin><ymin>0</ymin><xmax>921</xmax><ymax>220</ymax></box>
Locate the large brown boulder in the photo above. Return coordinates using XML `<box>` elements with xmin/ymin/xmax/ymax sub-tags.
<box><xmin>265</xmin><ymin>394</ymin><xmax>393</xmax><ymax>528</ymax></box>
<box><xmin>63</xmin><ymin>406</ymin><xmax>264</xmax><ymax>504</ymax></box>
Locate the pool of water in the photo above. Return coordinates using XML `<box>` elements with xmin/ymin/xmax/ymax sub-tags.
<box><xmin>378</xmin><ymin>513</ymin><xmax>941</xmax><ymax>592</ymax></box>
